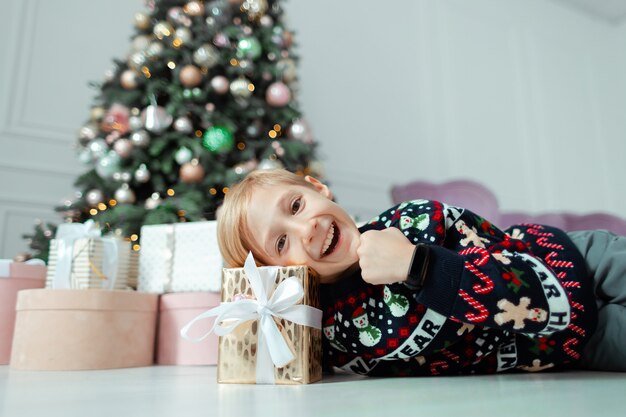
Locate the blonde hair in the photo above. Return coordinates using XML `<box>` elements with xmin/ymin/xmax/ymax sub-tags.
<box><xmin>217</xmin><ymin>169</ymin><xmax>314</xmax><ymax>267</ymax></box>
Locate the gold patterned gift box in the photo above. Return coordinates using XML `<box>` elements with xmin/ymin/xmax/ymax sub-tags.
<box><xmin>182</xmin><ymin>253</ymin><xmax>323</xmax><ymax>385</ymax></box>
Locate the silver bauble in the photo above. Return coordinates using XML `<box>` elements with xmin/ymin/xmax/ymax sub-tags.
<box><xmin>210</xmin><ymin>75</ymin><xmax>229</xmax><ymax>95</ymax></box>
<box><xmin>193</xmin><ymin>44</ymin><xmax>219</xmax><ymax>68</ymax></box>
<box><xmin>134</xmin><ymin>164</ymin><xmax>151</xmax><ymax>183</ymax></box>
<box><xmin>288</xmin><ymin>119</ymin><xmax>313</xmax><ymax>143</ymax></box>
<box><xmin>129</xmin><ymin>116</ymin><xmax>144</xmax><ymax>131</ymax></box>
<box><xmin>113</xmin><ymin>138</ymin><xmax>134</xmax><ymax>158</ymax></box>
<box><xmin>78</xmin><ymin>125</ymin><xmax>97</xmax><ymax>144</ymax></box>
<box><xmin>134</xmin><ymin>12</ymin><xmax>151</xmax><ymax>30</ymax></box>
<box><xmin>131</xmin><ymin>35</ymin><xmax>151</xmax><ymax>52</ymax></box>
<box><xmin>86</xmin><ymin>189</ymin><xmax>104</xmax><ymax>206</ymax></box>
<box><xmin>114</xmin><ymin>184</ymin><xmax>136</xmax><ymax>204</ymax></box>
<box><xmin>175</xmin><ymin>27</ymin><xmax>192</xmax><ymax>43</ymax></box>
<box><xmin>128</xmin><ymin>52</ymin><xmax>147</xmax><ymax>71</ymax></box>
<box><xmin>230</xmin><ymin>78</ymin><xmax>253</xmax><ymax>99</ymax></box>
<box><xmin>146</xmin><ymin>42</ymin><xmax>164</xmax><ymax>59</ymax></box>
<box><xmin>78</xmin><ymin>148</ymin><xmax>93</xmax><ymax>164</ymax></box>
<box><xmin>95</xmin><ymin>151</ymin><xmax>122</xmax><ymax>178</ymax></box>
<box><xmin>277</xmin><ymin>58</ymin><xmax>297</xmax><ymax>82</ymax></box>
<box><xmin>175</xmin><ymin>147</ymin><xmax>193</xmax><ymax>164</ymax></box>
<box><xmin>120</xmin><ymin>70</ymin><xmax>139</xmax><ymax>90</ymax></box>
<box><xmin>141</xmin><ymin>105</ymin><xmax>173</xmax><ymax>133</ymax></box>
<box><xmin>130</xmin><ymin>130</ymin><xmax>150</xmax><ymax>148</ymax></box>
<box><xmin>173</xmin><ymin>116</ymin><xmax>193</xmax><ymax>133</ymax></box>
<box><xmin>145</xmin><ymin>193</ymin><xmax>162</xmax><ymax>210</ymax></box>
<box><xmin>89</xmin><ymin>138</ymin><xmax>108</xmax><ymax>158</ymax></box>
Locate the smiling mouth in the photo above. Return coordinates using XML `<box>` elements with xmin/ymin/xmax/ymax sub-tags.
<box><xmin>321</xmin><ymin>222</ymin><xmax>340</xmax><ymax>258</ymax></box>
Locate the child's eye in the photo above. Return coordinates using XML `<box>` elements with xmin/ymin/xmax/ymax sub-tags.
<box><xmin>276</xmin><ymin>235</ymin><xmax>286</xmax><ymax>254</ymax></box>
<box><xmin>291</xmin><ymin>197</ymin><xmax>302</xmax><ymax>214</ymax></box>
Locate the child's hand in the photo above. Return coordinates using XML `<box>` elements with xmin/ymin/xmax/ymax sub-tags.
<box><xmin>357</xmin><ymin>228</ymin><xmax>415</xmax><ymax>285</ymax></box>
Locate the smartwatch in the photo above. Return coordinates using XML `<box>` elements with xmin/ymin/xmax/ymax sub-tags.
<box><xmin>403</xmin><ymin>243</ymin><xmax>430</xmax><ymax>290</ymax></box>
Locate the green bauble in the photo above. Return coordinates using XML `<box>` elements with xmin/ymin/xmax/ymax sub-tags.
<box><xmin>237</xmin><ymin>37</ymin><xmax>262</xmax><ymax>60</ymax></box>
<box><xmin>202</xmin><ymin>126</ymin><xmax>234</xmax><ymax>153</ymax></box>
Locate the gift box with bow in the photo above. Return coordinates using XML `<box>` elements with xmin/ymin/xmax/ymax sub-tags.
<box><xmin>182</xmin><ymin>253</ymin><xmax>323</xmax><ymax>384</ymax></box>
<box><xmin>45</xmin><ymin>220</ymin><xmax>135</xmax><ymax>290</ymax></box>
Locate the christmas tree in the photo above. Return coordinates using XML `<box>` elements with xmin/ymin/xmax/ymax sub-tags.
<box><xmin>26</xmin><ymin>0</ymin><xmax>320</xmax><ymax>262</ymax></box>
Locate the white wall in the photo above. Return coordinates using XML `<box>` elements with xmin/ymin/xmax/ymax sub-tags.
<box><xmin>1</xmin><ymin>0</ymin><xmax>625</xmax><ymax>258</ymax></box>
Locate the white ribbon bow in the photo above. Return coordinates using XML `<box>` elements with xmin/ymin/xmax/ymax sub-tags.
<box><xmin>181</xmin><ymin>252</ymin><xmax>323</xmax><ymax>384</ymax></box>
<box><xmin>53</xmin><ymin>220</ymin><xmax>119</xmax><ymax>289</ymax></box>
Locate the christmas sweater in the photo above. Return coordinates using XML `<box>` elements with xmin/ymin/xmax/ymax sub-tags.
<box><xmin>320</xmin><ymin>200</ymin><xmax>598</xmax><ymax>376</ymax></box>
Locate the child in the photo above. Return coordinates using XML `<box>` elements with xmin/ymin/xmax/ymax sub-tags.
<box><xmin>217</xmin><ymin>169</ymin><xmax>626</xmax><ymax>376</ymax></box>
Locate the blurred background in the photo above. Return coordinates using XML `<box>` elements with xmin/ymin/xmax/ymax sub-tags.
<box><xmin>1</xmin><ymin>0</ymin><xmax>625</xmax><ymax>259</ymax></box>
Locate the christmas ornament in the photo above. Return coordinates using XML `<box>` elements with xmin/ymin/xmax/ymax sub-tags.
<box><xmin>132</xmin><ymin>35</ymin><xmax>151</xmax><ymax>53</ymax></box>
<box><xmin>175</xmin><ymin>146</ymin><xmax>193</xmax><ymax>164</ymax></box>
<box><xmin>78</xmin><ymin>148</ymin><xmax>93</xmax><ymax>164</ymax></box>
<box><xmin>134</xmin><ymin>164</ymin><xmax>151</xmax><ymax>183</ymax></box>
<box><xmin>145</xmin><ymin>193</ymin><xmax>162</xmax><ymax>210</ymax></box>
<box><xmin>154</xmin><ymin>21</ymin><xmax>174</xmax><ymax>39</ymax></box>
<box><xmin>175</xmin><ymin>27</ymin><xmax>192</xmax><ymax>44</ymax></box>
<box><xmin>179</xmin><ymin>64</ymin><xmax>203</xmax><ymax>88</ymax></box>
<box><xmin>146</xmin><ymin>42</ymin><xmax>164</xmax><ymax>59</ymax></box>
<box><xmin>115</xmin><ymin>183</ymin><xmax>136</xmax><ymax>204</ymax></box>
<box><xmin>210</xmin><ymin>75</ymin><xmax>229</xmax><ymax>94</ymax></box>
<box><xmin>233</xmin><ymin>159</ymin><xmax>258</xmax><ymax>175</ymax></box>
<box><xmin>258</xmin><ymin>158</ymin><xmax>284</xmax><ymax>170</ymax></box>
<box><xmin>78</xmin><ymin>125</ymin><xmax>97</xmax><ymax>144</ymax></box>
<box><xmin>101</xmin><ymin>103</ymin><xmax>130</xmax><ymax>134</ymax></box>
<box><xmin>237</xmin><ymin>37</ymin><xmax>262</xmax><ymax>60</ymax></box>
<box><xmin>113</xmin><ymin>171</ymin><xmax>132</xmax><ymax>183</ymax></box>
<box><xmin>142</xmin><ymin>98</ymin><xmax>173</xmax><ymax>133</ymax></box>
<box><xmin>113</xmin><ymin>138</ymin><xmax>133</xmax><ymax>158</ymax></box>
<box><xmin>259</xmin><ymin>15</ymin><xmax>273</xmax><ymax>27</ymax></box>
<box><xmin>184</xmin><ymin>1</ymin><xmax>204</xmax><ymax>16</ymax></box>
<box><xmin>242</xmin><ymin>0</ymin><xmax>268</xmax><ymax>20</ymax></box>
<box><xmin>88</xmin><ymin>138</ymin><xmax>108</xmax><ymax>158</ymax></box>
<box><xmin>129</xmin><ymin>116</ymin><xmax>143</xmax><ymax>131</ymax></box>
<box><xmin>180</xmin><ymin>159</ymin><xmax>205</xmax><ymax>183</ymax></box>
<box><xmin>128</xmin><ymin>51</ymin><xmax>147</xmax><ymax>71</ymax></box>
<box><xmin>105</xmin><ymin>130</ymin><xmax>121</xmax><ymax>145</ymax></box>
<box><xmin>96</xmin><ymin>151</ymin><xmax>122</xmax><ymax>179</ymax></box>
<box><xmin>130</xmin><ymin>130</ymin><xmax>150</xmax><ymax>148</ymax></box>
<box><xmin>277</xmin><ymin>58</ymin><xmax>297</xmax><ymax>82</ymax></box>
<box><xmin>202</xmin><ymin>126</ymin><xmax>234</xmax><ymax>153</ymax></box>
<box><xmin>206</xmin><ymin>0</ymin><xmax>231</xmax><ymax>25</ymax></box>
<box><xmin>230</xmin><ymin>77</ymin><xmax>253</xmax><ymax>99</ymax></box>
<box><xmin>193</xmin><ymin>44</ymin><xmax>220</xmax><ymax>68</ymax></box>
<box><xmin>173</xmin><ymin>116</ymin><xmax>193</xmax><ymax>133</ymax></box>
<box><xmin>120</xmin><ymin>70</ymin><xmax>139</xmax><ymax>89</ymax></box>
<box><xmin>213</xmin><ymin>32</ymin><xmax>229</xmax><ymax>48</ymax></box>
<box><xmin>90</xmin><ymin>107</ymin><xmax>105</xmax><ymax>122</ymax></box>
<box><xmin>167</xmin><ymin>7</ymin><xmax>185</xmax><ymax>24</ymax></box>
<box><xmin>265</xmin><ymin>82</ymin><xmax>291</xmax><ymax>107</ymax></box>
<box><xmin>134</xmin><ymin>12</ymin><xmax>151</xmax><ymax>30</ymax></box>
<box><xmin>86</xmin><ymin>189</ymin><xmax>104</xmax><ymax>206</ymax></box>
<box><xmin>288</xmin><ymin>118</ymin><xmax>313</xmax><ymax>143</ymax></box>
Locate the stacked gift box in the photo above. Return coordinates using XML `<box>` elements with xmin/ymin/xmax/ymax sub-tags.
<box><xmin>3</xmin><ymin>220</ymin><xmax>322</xmax><ymax>384</ymax></box>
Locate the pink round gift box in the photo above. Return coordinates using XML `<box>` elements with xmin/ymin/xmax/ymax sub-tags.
<box><xmin>157</xmin><ymin>292</ymin><xmax>221</xmax><ymax>365</ymax></box>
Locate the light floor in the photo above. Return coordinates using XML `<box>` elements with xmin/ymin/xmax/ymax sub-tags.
<box><xmin>1</xmin><ymin>365</ymin><xmax>625</xmax><ymax>417</ymax></box>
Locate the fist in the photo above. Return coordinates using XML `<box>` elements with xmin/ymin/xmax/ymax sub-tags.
<box><xmin>357</xmin><ymin>228</ymin><xmax>415</xmax><ymax>285</ymax></box>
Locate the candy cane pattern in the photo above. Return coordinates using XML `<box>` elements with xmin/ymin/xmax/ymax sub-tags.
<box><xmin>430</xmin><ymin>360</ymin><xmax>449</xmax><ymax>375</ymax></box>
<box><xmin>459</xmin><ymin>289</ymin><xmax>489</xmax><ymax>323</ymax></box>
<box><xmin>536</xmin><ymin>237</ymin><xmax>564</xmax><ymax>250</ymax></box>
<box><xmin>440</xmin><ymin>348</ymin><xmax>460</xmax><ymax>363</ymax></box>
<box><xmin>459</xmin><ymin>247</ymin><xmax>490</xmax><ymax>266</ymax></box>
<box><xmin>563</xmin><ymin>338</ymin><xmax>581</xmax><ymax>360</ymax></box>
<box><xmin>545</xmin><ymin>251</ymin><xmax>573</xmax><ymax>269</ymax></box>
<box><xmin>561</xmin><ymin>281</ymin><xmax>581</xmax><ymax>289</ymax></box>
<box><xmin>464</xmin><ymin>261</ymin><xmax>494</xmax><ymax>294</ymax></box>
<box><xmin>526</xmin><ymin>226</ymin><xmax>552</xmax><ymax>237</ymax></box>
<box><xmin>571</xmin><ymin>301</ymin><xmax>585</xmax><ymax>312</ymax></box>
<box><xmin>568</xmin><ymin>324</ymin><xmax>586</xmax><ymax>337</ymax></box>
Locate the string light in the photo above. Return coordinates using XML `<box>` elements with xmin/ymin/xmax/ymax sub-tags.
<box><xmin>247</xmin><ymin>83</ymin><xmax>255</xmax><ymax>92</ymax></box>
<box><xmin>97</xmin><ymin>203</ymin><xmax>107</xmax><ymax>211</ymax></box>
<box><xmin>141</xmin><ymin>67</ymin><xmax>151</xmax><ymax>78</ymax></box>
<box><xmin>109</xmin><ymin>199</ymin><xmax>117</xmax><ymax>206</ymax></box>
<box><xmin>268</xmin><ymin>130</ymin><xmax>277</xmax><ymax>139</ymax></box>
<box><xmin>273</xmin><ymin>124</ymin><xmax>282</xmax><ymax>132</ymax></box>
<box><xmin>133</xmin><ymin>244</ymin><xmax>141</xmax><ymax>251</ymax></box>
<box><xmin>130</xmin><ymin>234</ymin><xmax>139</xmax><ymax>242</ymax></box>
<box><xmin>195</xmin><ymin>130</ymin><xmax>203</xmax><ymax>137</ymax></box>
<box><xmin>167</xmin><ymin>188</ymin><xmax>175</xmax><ymax>196</ymax></box>
<box><xmin>172</xmin><ymin>38</ymin><xmax>183</xmax><ymax>48</ymax></box>
<box><xmin>222</xmin><ymin>187</ymin><xmax>230</xmax><ymax>194</ymax></box>
<box><xmin>237</xmin><ymin>142</ymin><xmax>246</xmax><ymax>150</ymax></box>
<box><xmin>89</xmin><ymin>209</ymin><xmax>98</xmax><ymax>216</ymax></box>
<box><xmin>167</xmin><ymin>61</ymin><xmax>176</xmax><ymax>69</ymax></box>
<box><xmin>178</xmin><ymin>210</ymin><xmax>186</xmax><ymax>217</ymax></box>
<box><xmin>230</xmin><ymin>58</ymin><xmax>239</xmax><ymax>66</ymax></box>
<box><xmin>209</xmin><ymin>188</ymin><xmax>217</xmax><ymax>195</ymax></box>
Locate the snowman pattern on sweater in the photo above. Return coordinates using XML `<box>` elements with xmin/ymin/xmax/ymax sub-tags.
<box><xmin>352</xmin><ymin>306</ymin><xmax>382</xmax><ymax>347</ymax></box>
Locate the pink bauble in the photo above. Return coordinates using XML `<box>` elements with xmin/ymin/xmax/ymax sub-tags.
<box><xmin>265</xmin><ymin>82</ymin><xmax>291</xmax><ymax>107</ymax></box>
<box><xmin>180</xmin><ymin>65</ymin><xmax>203</xmax><ymax>88</ymax></box>
<box><xmin>210</xmin><ymin>75</ymin><xmax>230</xmax><ymax>95</ymax></box>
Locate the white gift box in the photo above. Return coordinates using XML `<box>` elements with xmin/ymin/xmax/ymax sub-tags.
<box><xmin>45</xmin><ymin>221</ymin><xmax>136</xmax><ymax>290</ymax></box>
<box><xmin>45</xmin><ymin>238</ymin><xmax>135</xmax><ymax>290</ymax></box>
<box><xmin>138</xmin><ymin>221</ymin><xmax>222</xmax><ymax>293</ymax></box>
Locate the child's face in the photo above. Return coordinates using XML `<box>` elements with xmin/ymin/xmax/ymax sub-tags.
<box><xmin>246</xmin><ymin>177</ymin><xmax>360</xmax><ymax>283</ymax></box>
